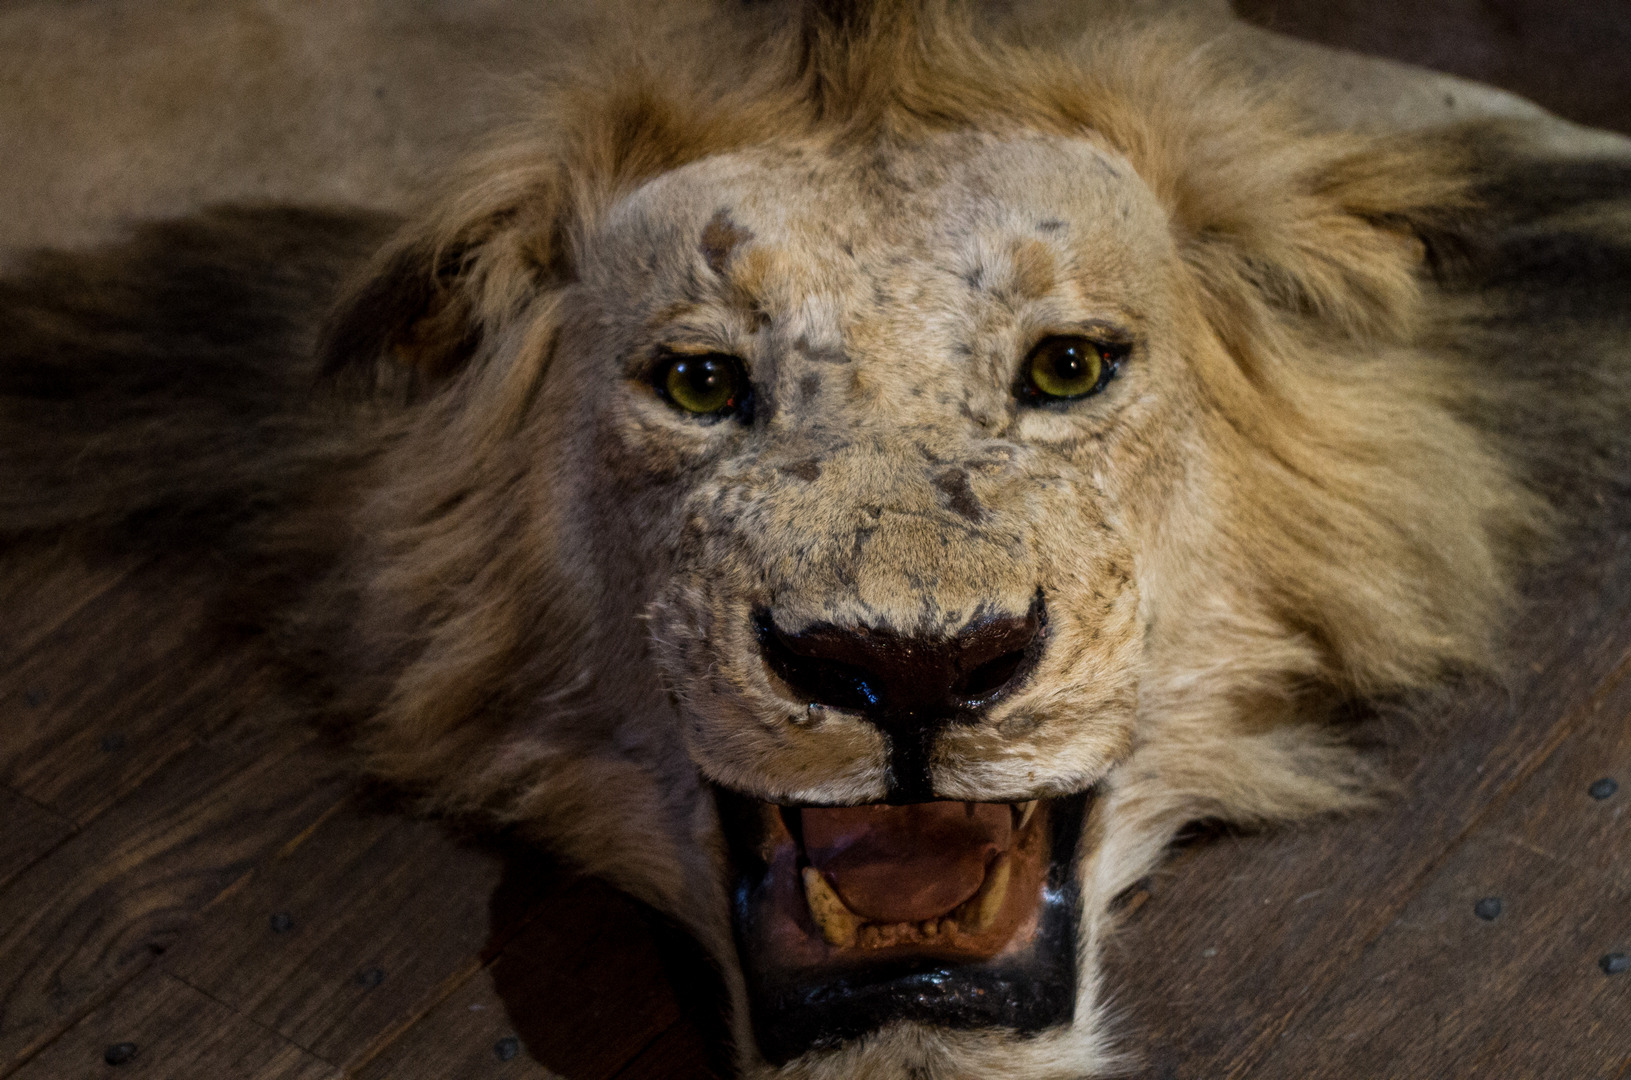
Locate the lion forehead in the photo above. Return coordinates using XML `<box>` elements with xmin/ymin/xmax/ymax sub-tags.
<box><xmin>585</xmin><ymin>131</ymin><xmax>1174</xmax><ymax>305</ymax></box>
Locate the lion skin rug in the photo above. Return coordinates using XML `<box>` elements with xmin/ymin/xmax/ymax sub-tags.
<box><xmin>1</xmin><ymin>1</ymin><xmax>1628</xmax><ymax>1076</ymax></box>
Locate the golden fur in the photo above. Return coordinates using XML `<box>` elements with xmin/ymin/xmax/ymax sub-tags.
<box><xmin>4</xmin><ymin>2</ymin><xmax>1628</xmax><ymax>1076</ymax></box>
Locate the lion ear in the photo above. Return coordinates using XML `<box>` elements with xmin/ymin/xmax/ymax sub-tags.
<box><xmin>318</xmin><ymin>192</ymin><xmax>565</xmax><ymax>399</ymax></box>
<box><xmin>1176</xmin><ymin>131</ymin><xmax>1474</xmax><ymax>354</ymax></box>
<box><xmin>319</xmin><ymin>236</ymin><xmax>483</xmax><ymax>393</ymax></box>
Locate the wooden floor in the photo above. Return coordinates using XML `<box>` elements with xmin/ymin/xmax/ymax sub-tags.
<box><xmin>0</xmin><ymin>545</ymin><xmax>728</xmax><ymax>1080</ymax></box>
<box><xmin>2</xmin><ymin>7</ymin><xmax>1630</xmax><ymax>1079</ymax></box>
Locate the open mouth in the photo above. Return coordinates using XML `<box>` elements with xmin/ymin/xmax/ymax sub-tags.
<box><xmin>716</xmin><ymin>788</ymin><xmax>1093</xmax><ymax>1064</ymax></box>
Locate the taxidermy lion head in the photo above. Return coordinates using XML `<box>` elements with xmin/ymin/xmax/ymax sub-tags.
<box><xmin>13</xmin><ymin>0</ymin><xmax>1628</xmax><ymax>1076</ymax></box>
<box><xmin>312</xmin><ymin>2</ymin><xmax>1574</xmax><ymax>1075</ymax></box>
<box><xmin>311</xmin><ymin>4</ymin><xmax>1569</xmax><ymax>1072</ymax></box>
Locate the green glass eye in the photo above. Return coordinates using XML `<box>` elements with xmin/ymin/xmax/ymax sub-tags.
<box><xmin>1021</xmin><ymin>336</ymin><xmax>1116</xmax><ymax>402</ymax></box>
<box><xmin>660</xmin><ymin>353</ymin><xmax>745</xmax><ymax>417</ymax></box>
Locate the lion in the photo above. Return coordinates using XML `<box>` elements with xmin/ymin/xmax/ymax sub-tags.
<box><xmin>2</xmin><ymin>1</ymin><xmax>1628</xmax><ymax>1076</ymax></box>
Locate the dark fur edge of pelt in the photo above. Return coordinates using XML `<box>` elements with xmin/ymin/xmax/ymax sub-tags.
<box><xmin>1435</xmin><ymin>151</ymin><xmax>1631</xmax><ymax>518</ymax></box>
<box><xmin>0</xmin><ymin>206</ymin><xmax>400</xmax><ymax>594</ymax></box>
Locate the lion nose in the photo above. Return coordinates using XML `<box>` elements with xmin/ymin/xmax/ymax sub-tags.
<box><xmin>754</xmin><ymin>599</ymin><xmax>1047</xmax><ymax>715</ymax></box>
<box><xmin>754</xmin><ymin>596</ymin><xmax>1046</xmax><ymax>798</ymax></box>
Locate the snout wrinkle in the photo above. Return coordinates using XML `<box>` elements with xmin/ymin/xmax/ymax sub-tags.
<box><xmin>754</xmin><ymin>592</ymin><xmax>1048</xmax><ymax>801</ymax></box>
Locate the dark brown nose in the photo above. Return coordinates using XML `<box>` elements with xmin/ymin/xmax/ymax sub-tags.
<box><xmin>753</xmin><ymin>595</ymin><xmax>1047</xmax><ymax>800</ymax></box>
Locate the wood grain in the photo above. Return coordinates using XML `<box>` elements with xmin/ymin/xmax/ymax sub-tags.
<box><xmin>0</xmin><ymin>561</ymin><xmax>262</xmax><ymax>824</ymax></box>
<box><xmin>1493</xmin><ymin>680</ymin><xmax>1631</xmax><ymax>892</ymax></box>
<box><xmin>0</xmin><ymin>722</ymin><xmax>350</xmax><ymax>1073</ymax></box>
<box><xmin>1250</xmin><ymin>833</ymin><xmax>1631</xmax><ymax>1078</ymax></box>
<box><xmin>0</xmin><ymin>546</ymin><xmax>134</xmax><ymax>661</ymax></box>
<box><xmin>164</xmin><ymin>808</ymin><xmax>561</xmax><ymax>1069</ymax></box>
<box><xmin>339</xmin><ymin>838</ymin><xmax>734</xmax><ymax>1080</ymax></box>
<box><xmin>346</xmin><ymin>954</ymin><xmax>553</xmax><ymax>1080</ymax></box>
<box><xmin>8</xmin><ymin>968</ymin><xmax>337</xmax><ymax>1080</ymax></box>
<box><xmin>0</xmin><ymin>787</ymin><xmax>71</xmax><ymax>894</ymax></box>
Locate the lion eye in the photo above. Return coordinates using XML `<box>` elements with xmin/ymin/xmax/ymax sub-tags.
<box><xmin>1018</xmin><ymin>336</ymin><xmax>1120</xmax><ymax>403</ymax></box>
<box><xmin>657</xmin><ymin>353</ymin><xmax>749</xmax><ymax>418</ymax></box>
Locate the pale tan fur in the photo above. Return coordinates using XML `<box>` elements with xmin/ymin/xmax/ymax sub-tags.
<box><xmin>313</xmin><ymin>4</ymin><xmax>1566</xmax><ymax>1076</ymax></box>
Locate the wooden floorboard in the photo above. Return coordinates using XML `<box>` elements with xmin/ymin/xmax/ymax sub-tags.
<box><xmin>1</xmin><ymin>2</ymin><xmax>1628</xmax><ymax>1077</ymax></box>
<box><xmin>0</xmin><ymin>718</ymin><xmax>350</xmax><ymax>1075</ymax></box>
<box><xmin>349</xmin><ymin>872</ymin><xmax>714</xmax><ymax>1080</ymax></box>
<box><xmin>1253</xmin><ymin>833</ymin><xmax>1631</xmax><ymax>1079</ymax></box>
<box><xmin>1248</xmin><ymin>678</ymin><xmax>1631</xmax><ymax>1078</ymax></box>
<box><xmin>0</xmin><ymin>5</ymin><xmax>1623</xmax><ymax>1079</ymax></box>
<box><xmin>163</xmin><ymin>807</ymin><xmax>555</xmax><ymax>1070</ymax></box>
<box><xmin>8</xmin><ymin>968</ymin><xmax>338</xmax><ymax>1080</ymax></box>
<box><xmin>0</xmin><ymin>556</ymin><xmax>718</xmax><ymax>1080</ymax></box>
<box><xmin>0</xmin><ymin>786</ymin><xmax>72</xmax><ymax>895</ymax></box>
<box><xmin>346</xmin><ymin>954</ymin><xmax>552</xmax><ymax>1080</ymax></box>
<box><xmin>0</xmin><ymin>560</ymin><xmax>263</xmax><ymax>825</ymax></box>
<box><xmin>459</xmin><ymin>879</ymin><xmax>689</xmax><ymax>1080</ymax></box>
<box><xmin>0</xmin><ymin>546</ymin><xmax>135</xmax><ymax>662</ymax></box>
<box><xmin>1490</xmin><ymin>675</ymin><xmax>1631</xmax><ymax>893</ymax></box>
<box><xmin>1239</xmin><ymin>638</ymin><xmax>1631</xmax><ymax>1079</ymax></box>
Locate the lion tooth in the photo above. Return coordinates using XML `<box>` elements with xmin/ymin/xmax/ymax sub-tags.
<box><xmin>802</xmin><ymin>866</ymin><xmax>860</xmax><ymax>948</ymax></box>
<box><xmin>963</xmin><ymin>853</ymin><xmax>1012</xmax><ymax>933</ymax></box>
<box><xmin>1015</xmin><ymin>800</ymin><xmax>1038</xmax><ymax>832</ymax></box>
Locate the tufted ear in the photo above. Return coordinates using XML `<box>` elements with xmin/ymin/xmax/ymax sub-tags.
<box><xmin>314</xmin><ymin>72</ymin><xmax>763</xmax><ymax>402</ymax></box>
<box><xmin>316</xmin><ymin>169</ymin><xmax>577</xmax><ymax>401</ymax></box>
<box><xmin>1167</xmin><ymin>125</ymin><xmax>1476</xmax><ymax>369</ymax></box>
<box><xmin>319</xmin><ymin>234</ymin><xmax>484</xmax><ymax>392</ymax></box>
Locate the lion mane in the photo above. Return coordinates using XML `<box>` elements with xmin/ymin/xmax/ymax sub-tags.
<box><xmin>2</xmin><ymin>2</ymin><xmax>1627</xmax><ymax>1076</ymax></box>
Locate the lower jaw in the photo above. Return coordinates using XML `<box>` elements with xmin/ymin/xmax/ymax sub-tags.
<box><xmin>715</xmin><ymin>788</ymin><xmax>1094</xmax><ymax>1066</ymax></box>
